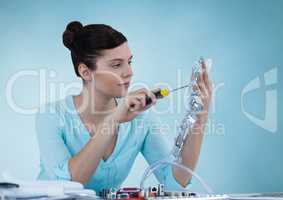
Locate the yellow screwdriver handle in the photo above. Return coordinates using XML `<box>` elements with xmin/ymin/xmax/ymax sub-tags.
<box><xmin>145</xmin><ymin>88</ymin><xmax>170</xmax><ymax>105</ymax></box>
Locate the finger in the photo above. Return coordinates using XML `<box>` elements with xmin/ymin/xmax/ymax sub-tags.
<box><xmin>202</xmin><ymin>61</ymin><xmax>210</xmax><ymax>88</ymax></box>
<box><xmin>200</xmin><ymin>58</ymin><xmax>206</xmax><ymax>73</ymax></box>
<box><xmin>126</xmin><ymin>95</ymin><xmax>141</xmax><ymax>109</ymax></box>
<box><xmin>197</xmin><ymin>64</ymin><xmax>204</xmax><ymax>84</ymax></box>
<box><xmin>200</xmin><ymin>82</ymin><xmax>209</xmax><ymax>99</ymax></box>
<box><xmin>136</xmin><ymin>94</ymin><xmax>146</xmax><ymax>108</ymax></box>
<box><xmin>200</xmin><ymin>59</ymin><xmax>208</xmax><ymax>84</ymax></box>
<box><xmin>134</xmin><ymin>96</ymin><xmax>145</xmax><ymax>110</ymax></box>
<box><xmin>134</xmin><ymin>88</ymin><xmax>150</xmax><ymax>95</ymax></box>
<box><xmin>198</xmin><ymin>67</ymin><xmax>211</xmax><ymax>99</ymax></box>
<box><xmin>207</xmin><ymin>79</ymin><xmax>213</xmax><ymax>95</ymax></box>
<box><xmin>137</xmin><ymin>90</ymin><xmax>158</xmax><ymax>112</ymax></box>
<box><xmin>147</xmin><ymin>90</ymin><xmax>157</xmax><ymax>105</ymax></box>
<box><xmin>131</xmin><ymin>93</ymin><xmax>146</xmax><ymax>108</ymax></box>
<box><xmin>138</xmin><ymin>88</ymin><xmax>157</xmax><ymax>106</ymax></box>
<box><xmin>129</xmin><ymin>98</ymin><xmax>142</xmax><ymax>112</ymax></box>
<box><xmin>194</xmin><ymin>84</ymin><xmax>205</xmax><ymax>100</ymax></box>
<box><xmin>197</xmin><ymin>70</ymin><xmax>207</xmax><ymax>98</ymax></box>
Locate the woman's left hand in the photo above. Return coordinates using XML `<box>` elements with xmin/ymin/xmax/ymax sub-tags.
<box><xmin>192</xmin><ymin>59</ymin><xmax>213</xmax><ymax>132</ymax></box>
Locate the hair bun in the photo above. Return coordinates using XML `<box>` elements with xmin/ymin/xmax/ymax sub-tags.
<box><xmin>63</xmin><ymin>21</ymin><xmax>83</xmax><ymax>50</ymax></box>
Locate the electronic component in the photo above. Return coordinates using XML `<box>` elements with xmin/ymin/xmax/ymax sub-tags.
<box><xmin>139</xmin><ymin>57</ymin><xmax>213</xmax><ymax>195</ymax></box>
<box><xmin>98</xmin><ymin>184</ymin><xmax>229</xmax><ymax>200</ymax></box>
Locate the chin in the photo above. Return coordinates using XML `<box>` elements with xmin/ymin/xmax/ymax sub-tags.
<box><xmin>110</xmin><ymin>89</ymin><xmax>127</xmax><ymax>98</ymax></box>
<box><xmin>119</xmin><ymin>87</ymin><xmax>129</xmax><ymax>96</ymax></box>
<box><xmin>103</xmin><ymin>86</ymin><xmax>128</xmax><ymax>98</ymax></box>
<box><xmin>117</xmin><ymin>91</ymin><xmax>128</xmax><ymax>98</ymax></box>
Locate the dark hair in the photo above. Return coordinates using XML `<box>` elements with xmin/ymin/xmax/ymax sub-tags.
<box><xmin>63</xmin><ymin>21</ymin><xmax>127</xmax><ymax>77</ymax></box>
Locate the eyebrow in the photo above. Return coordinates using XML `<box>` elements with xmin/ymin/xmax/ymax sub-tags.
<box><xmin>108</xmin><ymin>55</ymin><xmax>133</xmax><ymax>62</ymax></box>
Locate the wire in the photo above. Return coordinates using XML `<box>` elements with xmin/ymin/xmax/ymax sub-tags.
<box><xmin>139</xmin><ymin>57</ymin><xmax>214</xmax><ymax>195</ymax></box>
<box><xmin>140</xmin><ymin>159</ymin><xmax>214</xmax><ymax>195</ymax></box>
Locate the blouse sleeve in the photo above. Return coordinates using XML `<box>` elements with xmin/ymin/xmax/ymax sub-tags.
<box><xmin>35</xmin><ymin>103</ymin><xmax>72</xmax><ymax>180</ymax></box>
<box><xmin>141</xmin><ymin>111</ymin><xmax>192</xmax><ymax>191</ymax></box>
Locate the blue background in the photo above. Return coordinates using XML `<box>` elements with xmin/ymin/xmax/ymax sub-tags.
<box><xmin>0</xmin><ymin>0</ymin><xmax>282</xmax><ymax>193</ymax></box>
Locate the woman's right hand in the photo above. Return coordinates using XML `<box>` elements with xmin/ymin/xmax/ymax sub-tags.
<box><xmin>108</xmin><ymin>88</ymin><xmax>158</xmax><ymax>123</ymax></box>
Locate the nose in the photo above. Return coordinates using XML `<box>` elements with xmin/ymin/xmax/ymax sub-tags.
<box><xmin>122</xmin><ymin>64</ymin><xmax>133</xmax><ymax>78</ymax></box>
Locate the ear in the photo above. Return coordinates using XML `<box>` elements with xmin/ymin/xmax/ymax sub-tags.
<box><xmin>78</xmin><ymin>63</ymin><xmax>93</xmax><ymax>81</ymax></box>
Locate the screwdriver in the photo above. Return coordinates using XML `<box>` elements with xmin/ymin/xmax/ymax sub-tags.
<box><xmin>131</xmin><ymin>57</ymin><xmax>204</xmax><ymax>108</ymax></box>
<box><xmin>129</xmin><ymin>85</ymin><xmax>190</xmax><ymax>110</ymax></box>
<box><xmin>145</xmin><ymin>84</ymin><xmax>191</xmax><ymax>106</ymax></box>
<box><xmin>144</xmin><ymin>57</ymin><xmax>205</xmax><ymax>105</ymax></box>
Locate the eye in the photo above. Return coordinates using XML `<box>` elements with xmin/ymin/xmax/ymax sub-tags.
<box><xmin>112</xmin><ymin>63</ymin><xmax>121</xmax><ymax>69</ymax></box>
<box><xmin>128</xmin><ymin>60</ymin><xmax>132</xmax><ymax>65</ymax></box>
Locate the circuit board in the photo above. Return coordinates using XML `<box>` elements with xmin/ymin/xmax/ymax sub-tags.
<box><xmin>98</xmin><ymin>185</ymin><xmax>229</xmax><ymax>200</ymax></box>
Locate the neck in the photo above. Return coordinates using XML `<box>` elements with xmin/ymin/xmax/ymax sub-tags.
<box><xmin>74</xmin><ymin>84</ymin><xmax>116</xmax><ymax>123</ymax></box>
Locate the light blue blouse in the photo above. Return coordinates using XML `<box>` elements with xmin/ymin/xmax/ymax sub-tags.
<box><xmin>35</xmin><ymin>95</ymin><xmax>191</xmax><ymax>193</ymax></box>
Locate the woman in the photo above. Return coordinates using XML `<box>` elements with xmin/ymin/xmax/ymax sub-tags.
<box><xmin>35</xmin><ymin>21</ymin><xmax>212</xmax><ymax>193</ymax></box>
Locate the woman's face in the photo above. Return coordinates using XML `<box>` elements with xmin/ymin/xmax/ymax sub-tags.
<box><xmin>91</xmin><ymin>42</ymin><xmax>133</xmax><ymax>98</ymax></box>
